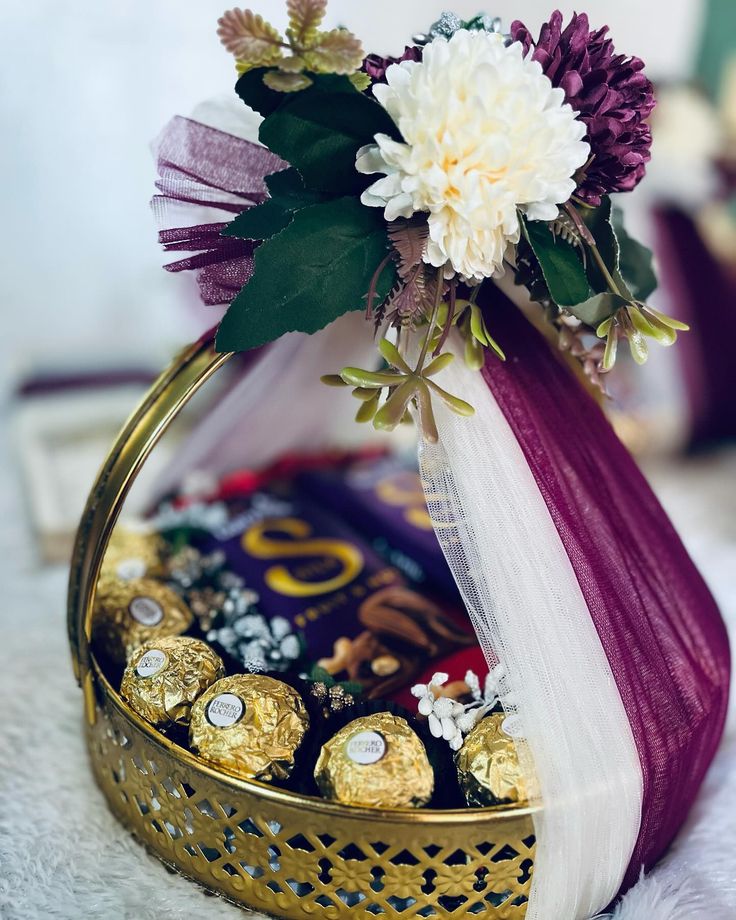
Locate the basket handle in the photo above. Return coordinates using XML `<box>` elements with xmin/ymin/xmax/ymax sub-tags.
<box><xmin>66</xmin><ymin>331</ymin><xmax>232</xmax><ymax>723</ymax></box>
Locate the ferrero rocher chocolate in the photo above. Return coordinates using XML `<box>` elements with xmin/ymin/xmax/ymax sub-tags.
<box><xmin>92</xmin><ymin>577</ymin><xmax>194</xmax><ymax>667</ymax></box>
<box><xmin>313</xmin><ymin>712</ymin><xmax>434</xmax><ymax>808</ymax></box>
<box><xmin>454</xmin><ymin>713</ymin><xmax>528</xmax><ymax>807</ymax></box>
<box><xmin>120</xmin><ymin>636</ymin><xmax>224</xmax><ymax>727</ymax></box>
<box><xmin>189</xmin><ymin>675</ymin><xmax>309</xmax><ymax>782</ymax></box>
<box><xmin>100</xmin><ymin>527</ymin><xmax>168</xmax><ymax>582</ymax></box>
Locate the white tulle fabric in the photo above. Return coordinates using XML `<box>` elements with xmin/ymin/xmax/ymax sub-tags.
<box><xmin>151</xmin><ymin>312</ymin><xmax>381</xmax><ymax>500</ymax></box>
<box><xmin>417</xmin><ymin>341</ymin><xmax>643</xmax><ymax>920</ymax></box>
<box><xmin>150</xmin><ymin>294</ymin><xmax>643</xmax><ymax>918</ymax></box>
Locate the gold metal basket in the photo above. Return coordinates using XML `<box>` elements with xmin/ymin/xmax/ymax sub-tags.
<box><xmin>67</xmin><ymin>333</ymin><xmax>536</xmax><ymax>919</ymax></box>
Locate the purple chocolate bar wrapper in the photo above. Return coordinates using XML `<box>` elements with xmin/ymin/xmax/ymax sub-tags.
<box><xmin>192</xmin><ymin>489</ymin><xmax>404</xmax><ymax>660</ymax></box>
<box><xmin>297</xmin><ymin>456</ymin><xmax>459</xmax><ymax>598</ymax></box>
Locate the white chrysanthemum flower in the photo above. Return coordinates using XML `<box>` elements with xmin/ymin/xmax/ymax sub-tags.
<box><xmin>357</xmin><ymin>30</ymin><xmax>590</xmax><ymax>282</ymax></box>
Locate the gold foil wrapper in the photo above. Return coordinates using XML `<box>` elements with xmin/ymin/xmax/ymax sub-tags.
<box><xmin>120</xmin><ymin>636</ymin><xmax>224</xmax><ymax>727</ymax></box>
<box><xmin>92</xmin><ymin>577</ymin><xmax>194</xmax><ymax>667</ymax></box>
<box><xmin>189</xmin><ymin>675</ymin><xmax>309</xmax><ymax>783</ymax></box>
<box><xmin>314</xmin><ymin>712</ymin><xmax>434</xmax><ymax>809</ymax></box>
<box><xmin>454</xmin><ymin>713</ymin><xmax>528</xmax><ymax>807</ymax></box>
<box><xmin>100</xmin><ymin>527</ymin><xmax>168</xmax><ymax>582</ymax></box>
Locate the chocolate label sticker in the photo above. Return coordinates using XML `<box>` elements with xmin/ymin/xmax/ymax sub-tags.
<box><xmin>501</xmin><ymin>714</ymin><xmax>525</xmax><ymax>739</ymax></box>
<box><xmin>346</xmin><ymin>730</ymin><xmax>386</xmax><ymax>765</ymax></box>
<box><xmin>116</xmin><ymin>557</ymin><xmax>148</xmax><ymax>581</ymax></box>
<box><xmin>136</xmin><ymin>649</ymin><xmax>167</xmax><ymax>678</ymax></box>
<box><xmin>129</xmin><ymin>596</ymin><xmax>164</xmax><ymax>627</ymax></box>
<box><xmin>207</xmin><ymin>693</ymin><xmax>245</xmax><ymax>728</ymax></box>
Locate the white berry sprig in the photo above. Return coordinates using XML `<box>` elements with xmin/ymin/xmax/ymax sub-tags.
<box><xmin>411</xmin><ymin>669</ymin><xmax>504</xmax><ymax>752</ymax></box>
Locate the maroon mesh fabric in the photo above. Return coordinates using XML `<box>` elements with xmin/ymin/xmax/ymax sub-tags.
<box><xmin>151</xmin><ymin>117</ymin><xmax>286</xmax><ymax>306</ymax></box>
<box><xmin>479</xmin><ymin>287</ymin><xmax>730</xmax><ymax>891</ymax></box>
<box><xmin>653</xmin><ymin>207</ymin><xmax>736</xmax><ymax>449</ymax></box>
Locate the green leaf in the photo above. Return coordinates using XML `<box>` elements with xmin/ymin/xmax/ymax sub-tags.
<box><xmin>216</xmin><ymin>196</ymin><xmax>396</xmax><ymax>353</ymax></box>
<box><xmin>424</xmin><ymin>352</ymin><xmax>454</xmax><ymax>376</ymax></box>
<box><xmin>351</xmin><ymin>386</ymin><xmax>379</xmax><ymax>400</ymax></box>
<box><xmin>355</xmin><ymin>391</ymin><xmax>380</xmax><ymax>423</ymax></box>
<box><xmin>377</xmin><ymin>338</ymin><xmax>412</xmax><ymax>374</ymax></box>
<box><xmin>339</xmin><ymin>368</ymin><xmax>402</xmax><ymax>387</ymax></box>
<box><xmin>259</xmin><ymin>77</ymin><xmax>399</xmax><ymax>195</ymax></box>
<box><xmin>223</xmin><ymin>168</ymin><xmax>328</xmax><ymax>241</ymax></box>
<box><xmin>630</xmin><ymin>306</ymin><xmax>676</xmax><ymax>345</ymax></box>
<box><xmin>579</xmin><ymin>196</ymin><xmax>632</xmax><ymax>298</ymax></box>
<box><xmin>236</xmin><ymin>69</ymin><xmax>362</xmax><ymax>117</ymax></box>
<box><xmin>320</xmin><ymin>374</ymin><xmax>348</xmax><ymax>387</ymax></box>
<box><xmin>523</xmin><ymin>219</ymin><xmax>592</xmax><ymax>307</ymax></box>
<box><xmin>612</xmin><ymin>206</ymin><xmax>658</xmax><ymax>301</ymax></box>
<box><xmin>373</xmin><ymin>379</ymin><xmax>418</xmax><ymax>432</ymax></box>
<box><xmin>464</xmin><ymin>333</ymin><xmax>484</xmax><ymax>370</ymax></box>
<box><xmin>413</xmin><ymin>381</ymin><xmax>439</xmax><ymax>443</ymax></box>
<box><xmin>426</xmin><ymin>380</ymin><xmax>475</xmax><ymax>416</ymax></box>
<box><xmin>581</xmin><ymin>196</ymin><xmax>656</xmax><ymax>305</ymax></box>
<box><xmin>627</xmin><ymin>330</ymin><xmax>649</xmax><ymax>365</ymax></box>
<box><xmin>602</xmin><ymin>326</ymin><xmax>618</xmax><ymax>370</ymax></box>
<box><xmin>235</xmin><ymin>68</ymin><xmax>288</xmax><ymax>117</ymax></box>
<box><xmin>308</xmin><ymin>665</ymin><xmax>334</xmax><ymax>684</ymax></box>
<box><xmin>567</xmin><ymin>292</ymin><xmax>629</xmax><ymax>327</ymax></box>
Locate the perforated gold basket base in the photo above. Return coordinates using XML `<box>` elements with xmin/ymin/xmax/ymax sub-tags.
<box><xmin>87</xmin><ymin>663</ymin><xmax>535</xmax><ymax>918</ymax></box>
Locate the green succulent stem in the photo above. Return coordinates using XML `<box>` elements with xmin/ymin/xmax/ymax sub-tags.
<box><xmin>468</xmin><ymin>283</ymin><xmax>482</xmax><ymax>306</ymax></box>
<box><xmin>588</xmin><ymin>241</ymin><xmax>626</xmax><ymax>300</ymax></box>
<box><xmin>415</xmin><ymin>267</ymin><xmax>446</xmax><ymax>372</ymax></box>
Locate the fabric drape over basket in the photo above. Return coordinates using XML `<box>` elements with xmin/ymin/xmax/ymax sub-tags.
<box><xmin>152</xmin><ymin>115</ymin><xmax>730</xmax><ymax>920</ymax></box>
<box><xmin>419</xmin><ymin>288</ymin><xmax>730</xmax><ymax>919</ymax></box>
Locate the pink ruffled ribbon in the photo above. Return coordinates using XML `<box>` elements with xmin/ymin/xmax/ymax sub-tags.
<box><xmin>151</xmin><ymin>116</ymin><xmax>286</xmax><ymax>305</ymax></box>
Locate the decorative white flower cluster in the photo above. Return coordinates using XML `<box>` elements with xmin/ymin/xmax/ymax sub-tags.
<box><xmin>208</xmin><ymin>612</ymin><xmax>301</xmax><ymax>672</ymax></box>
<box><xmin>148</xmin><ymin>499</ymin><xmax>230</xmax><ymax>534</ymax></box>
<box><xmin>357</xmin><ymin>29</ymin><xmax>590</xmax><ymax>282</ymax></box>
<box><xmin>411</xmin><ymin>667</ymin><xmax>505</xmax><ymax>751</ymax></box>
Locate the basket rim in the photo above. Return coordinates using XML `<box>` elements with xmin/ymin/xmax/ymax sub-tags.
<box><xmin>93</xmin><ymin>653</ymin><xmax>538</xmax><ymax>825</ymax></box>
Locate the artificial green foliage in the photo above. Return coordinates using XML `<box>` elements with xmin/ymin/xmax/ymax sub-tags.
<box><xmin>336</xmin><ymin>336</ymin><xmax>474</xmax><ymax>444</ymax></box>
<box><xmin>237</xmin><ymin>69</ymin><xmax>357</xmax><ymax>116</ymax></box>
<box><xmin>236</xmin><ymin>67</ymin><xmax>290</xmax><ymax>116</ymax></box>
<box><xmin>578</xmin><ymin>195</ymin><xmax>637</xmax><ymax>303</ymax></box>
<box><xmin>569</xmin><ymin>292</ymin><xmax>630</xmax><ymax>327</ymax></box>
<box><xmin>236</xmin><ymin>71</ymin><xmax>398</xmax><ymax>196</ymax></box>
<box><xmin>523</xmin><ymin>198</ymin><xmax>659</xmax><ymax>331</ymax></box>
<box><xmin>612</xmin><ymin>206</ymin><xmax>658</xmax><ymax>301</ymax></box>
<box><xmin>258</xmin><ymin>78</ymin><xmax>399</xmax><ymax>195</ymax></box>
<box><xmin>523</xmin><ymin>218</ymin><xmax>592</xmax><ymax>307</ymax></box>
<box><xmin>219</xmin><ymin>1</ymin><xmax>364</xmax><ymax>93</ymax></box>
<box><xmin>209</xmin><ymin>0</ymin><xmax>681</xmax><ymax>424</ymax></box>
<box><xmin>222</xmin><ymin>168</ymin><xmax>328</xmax><ymax>241</ymax></box>
<box><xmin>216</xmin><ymin>196</ymin><xmax>396</xmax><ymax>353</ymax></box>
<box><xmin>307</xmin><ymin>664</ymin><xmax>363</xmax><ymax>697</ymax></box>
<box><xmin>581</xmin><ymin>196</ymin><xmax>658</xmax><ymax>303</ymax></box>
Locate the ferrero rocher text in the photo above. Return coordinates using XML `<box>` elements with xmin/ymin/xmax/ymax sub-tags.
<box><xmin>120</xmin><ymin>636</ymin><xmax>224</xmax><ymax>727</ymax></box>
<box><xmin>189</xmin><ymin>674</ymin><xmax>309</xmax><ymax>782</ymax></box>
<box><xmin>454</xmin><ymin>713</ymin><xmax>528</xmax><ymax>807</ymax></box>
<box><xmin>92</xmin><ymin>577</ymin><xmax>194</xmax><ymax>667</ymax></box>
<box><xmin>313</xmin><ymin>712</ymin><xmax>434</xmax><ymax>808</ymax></box>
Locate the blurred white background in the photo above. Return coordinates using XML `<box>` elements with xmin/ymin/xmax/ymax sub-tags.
<box><xmin>0</xmin><ymin>0</ymin><xmax>706</xmax><ymax>383</ymax></box>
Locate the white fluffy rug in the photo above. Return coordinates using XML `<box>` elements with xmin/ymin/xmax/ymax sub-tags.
<box><xmin>1</xmin><ymin>448</ymin><xmax>734</xmax><ymax>920</ymax></box>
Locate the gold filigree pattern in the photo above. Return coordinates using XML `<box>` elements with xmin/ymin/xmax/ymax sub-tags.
<box><xmin>86</xmin><ymin>663</ymin><xmax>536</xmax><ymax>918</ymax></box>
<box><xmin>69</xmin><ymin>335</ymin><xmax>537</xmax><ymax>919</ymax></box>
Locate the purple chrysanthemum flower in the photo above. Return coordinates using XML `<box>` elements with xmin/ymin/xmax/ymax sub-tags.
<box><xmin>510</xmin><ymin>11</ymin><xmax>655</xmax><ymax>205</ymax></box>
<box><xmin>362</xmin><ymin>45</ymin><xmax>422</xmax><ymax>84</ymax></box>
